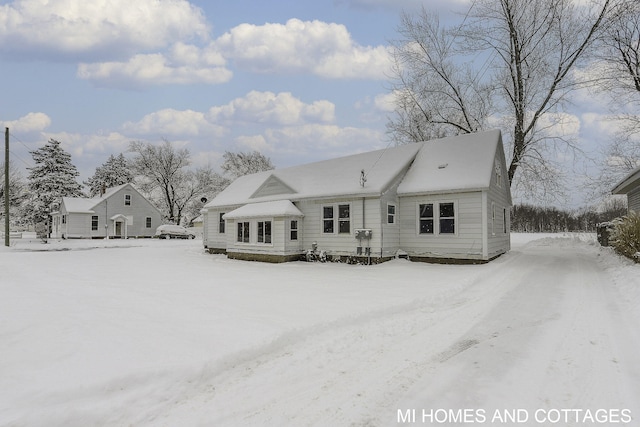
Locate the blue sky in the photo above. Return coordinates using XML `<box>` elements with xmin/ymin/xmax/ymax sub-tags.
<box><xmin>0</xmin><ymin>0</ymin><xmax>615</xmax><ymax>208</ymax></box>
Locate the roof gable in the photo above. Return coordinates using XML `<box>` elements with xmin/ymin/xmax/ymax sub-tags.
<box><xmin>60</xmin><ymin>183</ymin><xmax>161</xmax><ymax>216</ymax></box>
<box><xmin>251</xmin><ymin>174</ymin><xmax>297</xmax><ymax>199</ymax></box>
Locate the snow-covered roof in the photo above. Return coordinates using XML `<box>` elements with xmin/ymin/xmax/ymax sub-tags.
<box><xmin>224</xmin><ymin>200</ymin><xmax>304</xmax><ymax>219</ymax></box>
<box><xmin>207</xmin><ymin>143</ymin><xmax>422</xmax><ymax>208</ymax></box>
<box><xmin>206</xmin><ymin>130</ymin><xmax>504</xmax><ymax>209</ymax></box>
<box><xmin>612</xmin><ymin>164</ymin><xmax>640</xmax><ymax>195</ymax></box>
<box><xmin>62</xmin><ymin>197</ymin><xmax>97</xmax><ymax>214</ymax></box>
<box><xmin>61</xmin><ymin>183</ymin><xmax>139</xmax><ymax>213</ymax></box>
<box><xmin>397</xmin><ymin>130</ymin><xmax>501</xmax><ymax>195</ymax></box>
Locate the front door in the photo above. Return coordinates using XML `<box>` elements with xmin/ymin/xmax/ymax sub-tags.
<box><xmin>115</xmin><ymin>221</ymin><xmax>122</xmax><ymax>238</ymax></box>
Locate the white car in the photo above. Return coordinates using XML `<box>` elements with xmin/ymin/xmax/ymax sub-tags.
<box><xmin>155</xmin><ymin>224</ymin><xmax>196</xmax><ymax>239</ymax></box>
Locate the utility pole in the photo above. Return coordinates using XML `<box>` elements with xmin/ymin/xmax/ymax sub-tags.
<box><xmin>5</xmin><ymin>127</ymin><xmax>9</xmax><ymax>247</ymax></box>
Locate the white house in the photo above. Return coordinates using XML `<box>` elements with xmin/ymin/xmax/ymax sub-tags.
<box><xmin>612</xmin><ymin>165</ymin><xmax>640</xmax><ymax>213</ymax></box>
<box><xmin>51</xmin><ymin>183</ymin><xmax>163</xmax><ymax>239</ymax></box>
<box><xmin>202</xmin><ymin>130</ymin><xmax>512</xmax><ymax>263</ymax></box>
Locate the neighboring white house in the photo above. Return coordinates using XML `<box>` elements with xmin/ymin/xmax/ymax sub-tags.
<box><xmin>51</xmin><ymin>183</ymin><xmax>163</xmax><ymax>239</ymax></box>
<box><xmin>202</xmin><ymin>130</ymin><xmax>512</xmax><ymax>263</ymax></box>
<box><xmin>612</xmin><ymin>165</ymin><xmax>640</xmax><ymax>213</ymax></box>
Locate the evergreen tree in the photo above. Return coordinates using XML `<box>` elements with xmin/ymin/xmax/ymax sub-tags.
<box><xmin>85</xmin><ymin>153</ymin><xmax>134</xmax><ymax>197</ymax></box>
<box><xmin>25</xmin><ymin>139</ymin><xmax>83</xmax><ymax>228</ymax></box>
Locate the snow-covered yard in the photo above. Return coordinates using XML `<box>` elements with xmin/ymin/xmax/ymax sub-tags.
<box><xmin>1</xmin><ymin>233</ymin><xmax>639</xmax><ymax>426</ymax></box>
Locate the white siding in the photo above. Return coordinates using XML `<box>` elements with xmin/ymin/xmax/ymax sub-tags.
<box><xmin>206</xmin><ymin>207</ymin><xmax>238</xmax><ymax>250</ymax></box>
<box><xmin>398</xmin><ymin>192</ymin><xmax>485</xmax><ymax>260</ymax></box>
<box><xmin>66</xmin><ymin>213</ymin><xmax>92</xmax><ymax>238</ymax></box>
<box><xmin>486</xmin><ymin>145</ymin><xmax>512</xmax><ymax>257</ymax></box>
<box><xmin>629</xmin><ymin>187</ymin><xmax>640</xmax><ymax>213</ymax></box>
<box><xmin>91</xmin><ymin>186</ymin><xmax>162</xmax><ymax>238</ymax></box>
<box><xmin>296</xmin><ymin>197</ymin><xmax>382</xmax><ymax>257</ymax></box>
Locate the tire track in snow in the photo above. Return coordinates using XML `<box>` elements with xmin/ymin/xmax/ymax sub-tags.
<box><xmin>132</xmin><ymin>251</ymin><xmax>531</xmax><ymax>426</ymax></box>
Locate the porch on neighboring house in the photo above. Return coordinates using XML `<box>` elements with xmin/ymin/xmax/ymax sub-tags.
<box><xmin>110</xmin><ymin>214</ymin><xmax>130</xmax><ymax>239</ymax></box>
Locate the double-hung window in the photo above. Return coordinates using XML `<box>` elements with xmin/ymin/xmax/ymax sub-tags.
<box><xmin>124</xmin><ymin>194</ymin><xmax>131</xmax><ymax>206</ymax></box>
<box><xmin>91</xmin><ymin>215</ymin><xmax>99</xmax><ymax>231</ymax></box>
<box><xmin>146</xmin><ymin>217</ymin><xmax>152</xmax><ymax>229</ymax></box>
<box><xmin>237</xmin><ymin>222</ymin><xmax>250</xmax><ymax>243</ymax></box>
<box><xmin>323</xmin><ymin>206</ymin><xmax>334</xmax><ymax>233</ymax></box>
<box><xmin>338</xmin><ymin>204</ymin><xmax>350</xmax><ymax>234</ymax></box>
<box><xmin>290</xmin><ymin>220</ymin><xmax>298</xmax><ymax>241</ymax></box>
<box><xmin>387</xmin><ymin>204</ymin><xmax>396</xmax><ymax>224</ymax></box>
<box><xmin>219</xmin><ymin>213</ymin><xmax>226</xmax><ymax>233</ymax></box>
<box><xmin>439</xmin><ymin>202</ymin><xmax>455</xmax><ymax>234</ymax></box>
<box><xmin>419</xmin><ymin>204</ymin><xmax>434</xmax><ymax>234</ymax></box>
<box><xmin>258</xmin><ymin>221</ymin><xmax>272</xmax><ymax>244</ymax></box>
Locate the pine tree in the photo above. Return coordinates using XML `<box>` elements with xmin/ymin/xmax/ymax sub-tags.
<box><xmin>85</xmin><ymin>153</ymin><xmax>134</xmax><ymax>197</ymax></box>
<box><xmin>25</xmin><ymin>139</ymin><xmax>83</xmax><ymax>227</ymax></box>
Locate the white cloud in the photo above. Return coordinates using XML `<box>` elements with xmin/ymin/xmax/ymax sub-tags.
<box><xmin>216</xmin><ymin>19</ymin><xmax>392</xmax><ymax>80</ymax></box>
<box><xmin>207</xmin><ymin>91</ymin><xmax>335</xmax><ymax>126</ymax></box>
<box><xmin>0</xmin><ymin>0</ymin><xmax>209</xmax><ymax>59</ymax></box>
<box><xmin>77</xmin><ymin>43</ymin><xmax>232</xmax><ymax>87</ymax></box>
<box><xmin>1</xmin><ymin>112</ymin><xmax>51</xmax><ymax>133</ymax></box>
<box><xmin>261</xmin><ymin>123</ymin><xmax>386</xmax><ymax>164</ymax></box>
<box><xmin>122</xmin><ymin>109</ymin><xmax>227</xmax><ymax>137</ymax></box>
<box><xmin>122</xmin><ymin>91</ymin><xmax>334</xmax><ymax>141</ymax></box>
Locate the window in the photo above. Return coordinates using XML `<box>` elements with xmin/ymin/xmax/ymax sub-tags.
<box><xmin>503</xmin><ymin>208</ymin><xmax>508</xmax><ymax>234</ymax></box>
<box><xmin>91</xmin><ymin>215</ymin><xmax>99</xmax><ymax>231</ymax></box>
<box><xmin>124</xmin><ymin>194</ymin><xmax>131</xmax><ymax>206</ymax></box>
<box><xmin>237</xmin><ymin>222</ymin><xmax>250</xmax><ymax>243</ymax></box>
<box><xmin>388</xmin><ymin>204</ymin><xmax>396</xmax><ymax>224</ymax></box>
<box><xmin>338</xmin><ymin>204</ymin><xmax>350</xmax><ymax>233</ymax></box>
<box><xmin>419</xmin><ymin>202</ymin><xmax>456</xmax><ymax>235</ymax></box>
<box><xmin>495</xmin><ymin>159</ymin><xmax>503</xmax><ymax>188</ymax></box>
<box><xmin>62</xmin><ymin>215</ymin><xmax>67</xmax><ymax>224</ymax></box>
<box><xmin>290</xmin><ymin>220</ymin><xmax>298</xmax><ymax>241</ymax></box>
<box><xmin>439</xmin><ymin>202</ymin><xmax>455</xmax><ymax>234</ymax></box>
<box><xmin>491</xmin><ymin>203</ymin><xmax>496</xmax><ymax>236</ymax></box>
<box><xmin>219</xmin><ymin>213</ymin><xmax>225</xmax><ymax>233</ymax></box>
<box><xmin>323</xmin><ymin>206</ymin><xmax>334</xmax><ymax>233</ymax></box>
<box><xmin>258</xmin><ymin>221</ymin><xmax>272</xmax><ymax>244</ymax></box>
<box><xmin>419</xmin><ymin>204</ymin><xmax>434</xmax><ymax>234</ymax></box>
<box><xmin>146</xmin><ymin>217</ymin><xmax>152</xmax><ymax>229</ymax></box>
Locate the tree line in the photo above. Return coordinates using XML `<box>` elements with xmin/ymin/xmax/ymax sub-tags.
<box><xmin>1</xmin><ymin>138</ymin><xmax>274</xmax><ymax>232</ymax></box>
<box><xmin>511</xmin><ymin>200</ymin><xmax>628</xmax><ymax>233</ymax></box>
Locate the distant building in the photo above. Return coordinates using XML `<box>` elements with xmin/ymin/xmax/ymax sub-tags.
<box><xmin>202</xmin><ymin>130</ymin><xmax>512</xmax><ymax>264</ymax></box>
<box><xmin>612</xmin><ymin>165</ymin><xmax>640</xmax><ymax>213</ymax></box>
<box><xmin>51</xmin><ymin>183</ymin><xmax>163</xmax><ymax>239</ymax></box>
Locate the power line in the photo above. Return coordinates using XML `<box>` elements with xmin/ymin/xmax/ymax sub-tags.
<box><xmin>8</xmin><ymin>150</ymin><xmax>33</xmax><ymax>169</ymax></box>
<box><xmin>8</xmin><ymin>131</ymin><xmax>35</xmax><ymax>153</ymax></box>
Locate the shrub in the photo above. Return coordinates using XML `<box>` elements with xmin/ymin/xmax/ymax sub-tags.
<box><xmin>610</xmin><ymin>211</ymin><xmax>640</xmax><ymax>262</ymax></box>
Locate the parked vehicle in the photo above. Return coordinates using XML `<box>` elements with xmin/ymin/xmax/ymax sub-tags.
<box><xmin>155</xmin><ymin>224</ymin><xmax>196</xmax><ymax>239</ymax></box>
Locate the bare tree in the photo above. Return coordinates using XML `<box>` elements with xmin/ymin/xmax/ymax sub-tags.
<box><xmin>389</xmin><ymin>0</ymin><xmax>616</xmax><ymax>202</ymax></box>
<box><xmin>0</xmin><ymin>161</ymin><xmax>27</xmax><ymax>225</ymax></box>
<box><xmin>129</xmin><ymin>139</ymin><xmax>201</xmax><ymax>225</ymax></box>
<box><xmin>589</xmin><ymin>0</ymin><xmax>640</xmax><ymax>195</ymax></box>
<box><xmin>388</xmin><ymin>10</ymin><xmax>493</xmax><ymax>143</ymax></box>
<box><xmin>221</xmin><ymin>150</ymin><xmax>275</xmax><ymax>180</ymax></box>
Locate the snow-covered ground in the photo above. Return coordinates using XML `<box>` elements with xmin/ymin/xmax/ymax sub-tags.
<box><xmin>1</xmin><ymin>233</ymin><xmax>639</xmax><ymax>426</ymax></box>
